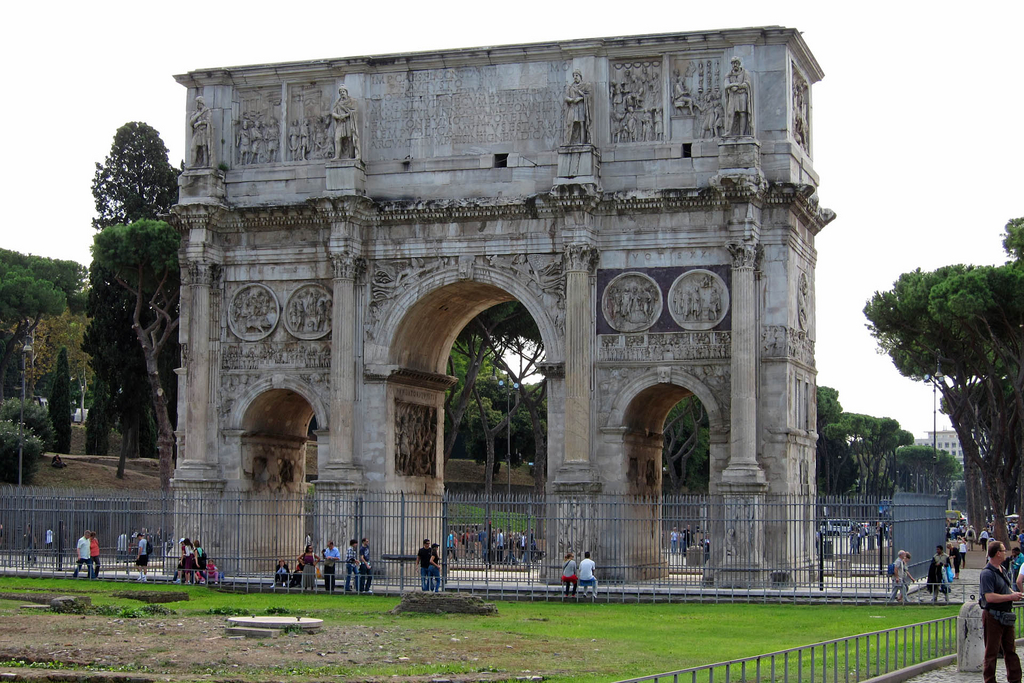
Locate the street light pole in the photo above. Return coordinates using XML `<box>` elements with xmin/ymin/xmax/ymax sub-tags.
<box><xmin>17</xmin><ymin>335</ymin><xmax>32</xmax><ymax>488</ymax></box>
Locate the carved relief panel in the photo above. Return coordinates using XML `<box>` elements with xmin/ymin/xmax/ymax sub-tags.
<box><xmin>234</xmin><ymin>87</ymin><xmax>282</xmax><ymax>166</ymax></box>
<box><xmin>792</xmin><ymin>63</ymin><xmax>811</xmax><ymax>154</ymax></box>
<box><xmin>284</xmin><ymin>284</ymin><xmax>332</xmax><ymax>340</ymax></box>
<box><xmin>667</xmin><ymin>269</ymin><xmax>730</xmax><ymax>330</ymax></box>
<box><xmin>228</xmin><ymin>283</ymin><xmax>279</xmax><ymax>341</ymax></box>
<box><xmin>609</xmin><ymin>60</ymin><xmax>664</xmax><ymax>143</ymax></box>
<box><xmin>601</xmin><ymin>272</ymin><xmax>662</xmax><ymax>333</ymax></box>
<box><xmin>394</xmin><ymin>400</ymin><xmax>438</xmax><ymax>478</ymax></box>
<box><xmin>670</xmin><ymin>56</ymin><xmax>722</xmax><ymax>140</ymax></box>
<box><xmin>287</xmin><ymin>84</ymin><xmax>335</xmax><ymax>162</ymax></box>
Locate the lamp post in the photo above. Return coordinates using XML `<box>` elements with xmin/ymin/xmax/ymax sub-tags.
<box><xmin>923</xmin><ymin>350</ymin><xmax>943</xmax><ymax>494</ymax></box>
<box><xmin>17</xmin><ymin>334</ymin><xmax>33</xmax><ymax>488</ymax></box>
<box><xmin>497</xmin><ymin>378</ymin><xmax>518</xmax><ymax>498</ymax></box>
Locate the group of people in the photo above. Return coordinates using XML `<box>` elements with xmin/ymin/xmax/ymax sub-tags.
<box><xmin>275</xmin><ymin>538</ymin><xmax>371</xmax><ymax>593</ymax></box>
<box><xmin>443</xmin><ymin>526</ymin><xmax>539</xmax><ymax>565</ymax></box>
<box><xmin>171</xmin><ymin>538</ymin><xmax>212</xmax><ymax>584</ymax></box>
<box><xmin>560</xmin><ymin>551</ymin><xmax>598</xmax><ymax>597</ymax></box>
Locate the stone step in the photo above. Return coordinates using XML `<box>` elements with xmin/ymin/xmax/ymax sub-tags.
<box><xmin>224</xmin><ymin>626</ymin><xmax>278</xmax><ymax>638</ymax></box>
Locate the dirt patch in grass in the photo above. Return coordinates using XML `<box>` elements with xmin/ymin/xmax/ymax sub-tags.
<box><xmin>29</xmin><ymin>453</ymin><xmax>161</xmax><ymax>491</ymax></box>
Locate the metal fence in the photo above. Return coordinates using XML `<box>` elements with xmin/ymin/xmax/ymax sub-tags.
<box><xmin>614</xmin><ymin>612</ymin><xmax>965</xmax><ymax>683</ymax></box>
<box><xmin>0</xmin><ymin>486</ymin><xmax>948</xmax><ymax>601</ymax></box>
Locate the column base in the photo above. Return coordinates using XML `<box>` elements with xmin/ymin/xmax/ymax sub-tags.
<box><xmin>719</xmin><ymin>463</ymin><xmax>767</xmax><ymax>491</ymax></box>
<box><xmin>171</xmin><ymin>464</ymin><xmax>223</xmax><ymax>485</ymax></box>
<box><xmin>550</xmin><ymin>464</ymin><xmax>602</xmax><ymax>494</ymax></box>
<box><xmin>313</xmin><ymin>467</ymin><xmax>366</xmax><ymax>490</ymax></box>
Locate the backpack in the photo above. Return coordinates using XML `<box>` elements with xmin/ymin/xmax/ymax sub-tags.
<box><xmin>887</xmin><ymin>562</ymin><xmax>895</xmax><ymax>576</ymax></box>
<box><xmin>195</xmin><ymin>546</ymin><xmax>207</xmax><ymax>569</ymax></box>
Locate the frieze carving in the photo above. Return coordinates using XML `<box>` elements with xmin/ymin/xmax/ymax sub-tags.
<box><xmin>727</xmin><ymin>241</ymin><xmax>761</xmax><ymax>270</ymax></box>
<box><xmin>597</xmin><ymin>331</ymin><xmax>731</xmax><ymax>362</ymax></box>
<box><xmin>288</xmin><ymin>84</ymin><xmax>334</xmax><ymax>161</ymax></box>
<box><xmin>671</xmin><ymin>57</ymin><xmax>724</xmax><ymax>140</ymax></box>
<box><xmin>797</xmin><ymin>272</ymin><xmax>810</xmax><ymax>331</ymax></box>
<box><xmin>610</xmin><ymin>60</ymin><xmax>664</xmax><ymax>143</ymax></box>
<box><xmin>331</xmin><ymin>254</ymin><xmax>367</xmax><ymax>281</ymax></box>
<box><xmin>221</xmin><ymin>341</ymin><xmax>331</xmax><ymax>370</ymax></box>
<box><xmin>367</xmin><ymin>257</ymin><xmax>454</xmax><ymax>331</ymax></box>
<box><xmin>564</xmin><ymin>244</ymin><xmax>599</xmax><ymax>273</ymax></box>
<box><xmin>188</xmin><ymin>96</ymin><xmax>213</xmax><ymax>168</ymax></box>
<box><xmin>761</xmin><ymin>325</ymin><xmax>815</xmax><ymax>367</ymax></box>
<box><xmin>667</xmin><ymin>269</ymin><xmax>729</xmax><ymax>331</ymax></box>
<box><xmin>227</xmin><ymin>283</ymin><xmax>279</xmax><ymax>341</ymax></box>
<box><xmin>602</xmin><ymin>272</ymin><xmax>662</xmax><ymax>333</ymax></box>
<box><xmin>234</xmin><ymin>87</ymin><xmax>282</xmax><ymax>166</ymax></box>
<box><xmin>284</xmin><ymin>284</ymin><xmax>332</xmax><ymax>340</ymax></box>
<box><xmin>723</xmin><ymin>57</ymin><xmax>754</xmax><ymax>138</ymax></box>
<box><xmin>792</xmin><ymin>64</ymin><xmax>810</xmax><ymax>153</ymax></box>
<box><xmin>395</xmin><ymin>400</ymin><xmax>437</xmax><ymax>478</ymax></box>
<box><xmin>563</xmin><ymin>70</ymin><xmax>593</xmax><ymax>145</ymax></box>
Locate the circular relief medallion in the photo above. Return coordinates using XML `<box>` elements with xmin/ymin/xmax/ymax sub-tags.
<box><xmin>668</xmin><ymin>269</ymin><xmax>730</xmax><ymax>330</ymax></box>
<box><xmin>601</xmin><ymin>272</ymin><xmax>663</xmax><ymax>333</ymax></box>
<box><xmin>228</xmin><ymin>283</ymin><xmax>280</xmax><ymax>341</ymax></box>
<box><xmin>284</xmin><ymin>284</ymin><xmax>333</xmax><ymax>340</ymax></box>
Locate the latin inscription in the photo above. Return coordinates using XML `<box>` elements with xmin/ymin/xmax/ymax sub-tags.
<box><xmin>366</xmin><ymin>63</ymin><xmax>567</xmax><ymax>158</ymax></box>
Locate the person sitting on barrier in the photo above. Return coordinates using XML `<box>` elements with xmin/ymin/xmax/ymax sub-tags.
<box><xmin>578</xmin><ymin>551</ymin><xmax>597</xmax><ymax>597</ymax></box>
<box><xmin>561</xmin><ymin>552</ymin><xmax>578</xmax><ymax>597</ymax></box>
<box><xmin>275</xmin><ymin>559</ymin><xmax>290</xmax><ymax>586</ymax></box>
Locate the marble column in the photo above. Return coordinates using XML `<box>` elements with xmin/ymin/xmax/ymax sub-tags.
<box><xmin>562</xmin><ymin>243</ymin><xmax>598</xmax><ymax>468</ymax></box>
<box><xmin>724</xmin><ymin>240</ymin><xmax>766</xmax><ymax>487</ymax></box>
<box><xmin>321</xmin><ymin>253</ymin><xmax>365</xmax><ymax>483</ymax></box>
<box><xmin>178</xmin><ymin>259</ymin><xmax>221</xmax><ymax>478</ymax></box>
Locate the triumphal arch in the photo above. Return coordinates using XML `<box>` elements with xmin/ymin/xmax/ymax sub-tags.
<box><xmin>170</xmin><ymin>27</ymin><xmax>833</xmax><ymax>584</ymax></box>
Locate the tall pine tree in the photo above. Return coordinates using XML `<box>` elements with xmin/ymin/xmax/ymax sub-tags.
<box><xmin>49</xmin><ymin>347</ymin><xmax>72</xmax><ymax>454</ymax></box>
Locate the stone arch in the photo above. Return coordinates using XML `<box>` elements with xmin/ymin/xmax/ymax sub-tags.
<box><xmin>371</xmin><ymin>265</ymin><xmax>563</xmax><ymax>372</ymax></box>
<box><xmin>605</xmin><ymin>368</ymin><xmax>727</xmax><ymax>496</ymax></box>
<box><xmin>230</xmin><ymin>377</ymin><xmax>328</xmax><ymax>494</ymax></box>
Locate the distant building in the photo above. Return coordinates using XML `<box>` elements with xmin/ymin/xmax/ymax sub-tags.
<box><xmin>915</xmin><ymin>430</ymin><xmax>963</xmax><ymax>467</ymax></box>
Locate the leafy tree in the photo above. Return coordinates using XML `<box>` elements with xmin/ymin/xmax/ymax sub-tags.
<box><xmin>0</xmin><ymin>249</ymin><xmax>86</xmax><ymax>400</ymax></box>
<box><xmin>0</xmin><ymin>421</ymin><xmax>41</xmax><ymax>485</ymax></box>
<box><xmin>865</xmin><ymin>221</ymin><xmax>1024</xmax><ymax>542</ymax></box>
<box><xmin>91</xmin><ymin>219</ymin><xmax>181</xmax><ymax>489</ymax></box>
<box><xmin>49</xmin><ymin>348</ymin><xmax>72</xmax><ymax>454</ymax></box>
<box><xmin>816</xmin><ymin>386</ymin><xmax>856</xmax><ymax>495</ymax></box>
<box><xmin>895</xmin><ymin>444</ymin><xmax>962</xmax><ymax>494</ymax></box>
<box><xmin>662</xmin><ymin>396</ymin><xmax>710</xmax><ymax>494</ymax></box>
<box><xmin>0</xmin><ymin>399</ymin><xmax>54</xmax><ymax>451</ymax></box>
<box><xmin>91</xmin><ymin>122</ymin><xmax>179</xmax><ymax>231</ymax></box>
<box><xmin>87</xmin><ymin>122</ymin><xmax>180</xmax><ymax>471</ymax></box>
<box><xmin>841</xmin><ymin>413</ymin><xmax>913</xmax><ymax>495</ymax></box>
<box><xmin>29</xmin><ymin>311</ymin><xmax>91</xmax><ymax>417</ymax></box>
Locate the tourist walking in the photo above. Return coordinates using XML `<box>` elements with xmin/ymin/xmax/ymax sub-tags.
<box><xmin>358</xmin><ymin>537</ymin><xmax>373</xmax><ymax>593</ymax></box>
<box><xmin>578</xmin><ymin>551</ymin><xmax>597</xmax><ymax>597</ymax></box>
<box><xmin>981</xmin><ymin>541</ymin><xmax>1022</xmax><ymax>683</ymax></box>
<box><xmin>429</xmin><ymin>543</ymin><xmax>442</xmax><ymax>591</ymax></box>
<box><xmin>73</xmin><ymin>530</ymin><xmax>93</xmax><ymax>579</ymax></box>
<box><xmin>959</xmin><ymin>538</ymin><xmax>968</xmax><ymax>573</ymax></box>
<box><xmin>89</xmin><ymin>531</ymin><xmax>101</xmax><ymax>579</ymax></box>
<box><xmin>345</xmin><ymin>539</ymin><xmax>358</xmax><ymax>592</ymax></box>
<box><xmin>298</xmin><ymin>544</ymin><xmax>318</xmax><ymax>592</ymax></box>
<box><xmin>887</xmin><ymin>550</ymin><xmax>914</xmax><ymax>604</ymax></box>
<box><xmin>322</xmin><ymin>540</ymin><xmax>340</xmax><ymax>593</ymax></box>
<box><xmin>135</xmin><ymin>531</ymin><xmax>150</xmax><ymax>581</ymax></box>
<box><xmin>418</xmin><ymin>539</ymin><xmax>433</xmax><ymax>591</ymax></box>
<box><xmin>561</xmin><ymin>552</ymin><xmax>578</xmax><ymax>597</ymax></box>
<box><xmin>929</xmin><ymin>544</ymin><xmax>950</xmax><ymax>603</ymax></box>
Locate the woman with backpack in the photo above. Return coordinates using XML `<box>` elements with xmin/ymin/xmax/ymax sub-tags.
<box><xmin>193</xmin><ymin>539</ymin><xmax>208</xmax><ymax>584</ymax></box>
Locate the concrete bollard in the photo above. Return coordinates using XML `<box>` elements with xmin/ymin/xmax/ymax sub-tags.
<box><xmin>957</xmin><ymin>601</ymin><xmax>984</xmax><ymax>672</ymax></box>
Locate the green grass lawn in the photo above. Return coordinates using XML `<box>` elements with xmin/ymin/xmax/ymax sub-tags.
<box><xmin>0</xmin><ymin>577</ymin><xmax>959</xmax><ymax>683</ymax></box>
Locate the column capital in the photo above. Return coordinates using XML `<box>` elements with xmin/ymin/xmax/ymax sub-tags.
<box><xmin>564</xmin><ymin>243</ymin><xmax>599</xmax><ymax>274</ymax></box>
<box><xmin>727</xmin><ymin>241</ymin><xmax>762</xmax><ymax>270</ymax></box>
<box><xmin>331</xmin><ymin>254</ymin><xmax>366</xmax><ymax>281</ymax></box>
<box><xmin>184</xmin><ymin>260</ymin><xmax>222</xmax><ymax>287</ymax></box>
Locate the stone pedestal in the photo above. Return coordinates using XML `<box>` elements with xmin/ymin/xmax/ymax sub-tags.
<box><xmin>178</xmin><ymin>168</ymin><xmax>226</xmax><ymax>204</ymax></box>
<box><xmin>957</xmin><ymin>602</ymin><xmax>984</xmax><ymax>672</ymax></box>
<box><xmin>326</xmin><ymin>159</ymin><xmax>366</xmax><ymax>195</ymax></box>
<box><xmin>711</xmin><ymin>485</ymin><xmax>768</xmax><ymax>588</ymax></box>
<box><xmin>554</xmin><ymin>145</ymin><xmax>601</xmax><ymax>189</ymax></box>
<box><xmin>710</xmin><ymin>138</ymin><xmax>766</xmax><ymax>193</ymax></box>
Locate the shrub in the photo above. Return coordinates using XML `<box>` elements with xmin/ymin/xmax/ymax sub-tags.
<box><xmin>0</xmin><ymin>420</ymin><xmax>42</xmax><ymax>484</ymax></box>
<box><xmin>0</xmin><ymin>399</ymin><xmax>54</xmax><ymax>451</ymax></box>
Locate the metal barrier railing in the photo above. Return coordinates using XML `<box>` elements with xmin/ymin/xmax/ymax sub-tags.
<box><xmin>0</xmin><ymin>486</ymin><xmax>948</xmax><ymax>601</ymax></box>
<box><xmin>615</xmin><ymin>612</ymin><xmax>967</xmax><ymax>683</ymax></box>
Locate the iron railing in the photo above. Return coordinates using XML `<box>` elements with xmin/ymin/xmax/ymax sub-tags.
<box><xmin>615</xmin><ymin>611</ymin><xmax>972</xmax><ymax>683</ymax></box>
<box><xmin>0</xmin><ymin>486</ymin><xmax>948</xmax><ymax>601</ymax></box>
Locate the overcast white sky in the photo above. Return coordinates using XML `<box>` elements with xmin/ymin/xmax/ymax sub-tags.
<box><xmin>2</xmin><ymin>1</ymin><xmax>1021</xmax><ymax>438</ymax></box>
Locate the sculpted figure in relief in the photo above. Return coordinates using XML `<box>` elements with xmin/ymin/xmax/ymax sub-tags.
<box><xmin>797</xmin><ymin>272</ymin><xmax>810</xmax><ymax>331</ymax></box>
<box><xmin>563</xmin><ymin>70</ymin><xmax>593</xmax><ymax>145</ymax></box>
<box><xmin>332</xmin><ymin>86</ymin><xmax>361</xmax><ymax>160</ymax></box>
<box><xmin>724</xmin><ymin>57</ymin><xmax>754</xmax><ymax>137</ymax></box>
<box><xmin>395</xmin><ymin>401</ymin><xmax>438</xmax><ymax>478</ymax></box>
<box><xmin>602</xmin><ymin>273</ymin><xmax>662</xmax><ymax>333</ymax></box>
<box><xmin>672</xmin><ymin>70</ymin><xmax>698</xmax><ymax>116</ymax></box>
<box><xmin>188</xmin><ymin>96</ymin><xmax>213</xmax><ymax>168</ymax></box>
